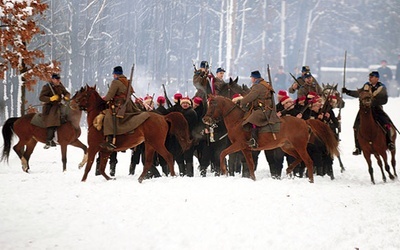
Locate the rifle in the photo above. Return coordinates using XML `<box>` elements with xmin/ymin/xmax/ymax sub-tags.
<box><xmin>192</xmin><ymin>59</ymin><xmax>197</xmax><ymax>72</ymax></box>
<box><xmin>266</xmin><ymin>64</ymin><xmax>276</xmax><ymax>140</ymax></box>
<box><xmin>162</xmin><ymin>83</ymin><xmax>173</xmax><ymax>108</ymax></box>
<box><xmin>116</xmin><ymin>63</ymin><xmax>135</xmax><ymax>118</ymax></box>
<box><xmin>290</xmin><ymin>72</ymin><xmax>303</xmax><ymax>87</ymax></box>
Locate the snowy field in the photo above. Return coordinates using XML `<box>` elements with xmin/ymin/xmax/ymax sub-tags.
<box><xmin>1</xmin><ymin>97</ymin><xmax>400</xmax><ymax>250</ymax></box>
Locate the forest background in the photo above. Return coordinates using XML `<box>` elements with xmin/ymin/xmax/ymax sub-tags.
<box><xmin>1</xmin><ymin>0</ymin><xmax>399</xmax><ymax>124</ymax></box>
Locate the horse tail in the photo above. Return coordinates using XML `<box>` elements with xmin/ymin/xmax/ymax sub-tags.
<box><xmin>306</xmin><ymin>119</ymin><xmax>340</xmax><ymax>158</ymax></box>
<box><xmin>1</xmin><ymin>117</ymin><xmax>19</xmax><ymax>162</ymax></box>
<box><xmin>164</xmin><ymin>112</ymin><xmax>192</xmax><ymax>152</ymax></box>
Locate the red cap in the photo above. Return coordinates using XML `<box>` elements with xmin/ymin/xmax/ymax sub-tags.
<box><xmin>280</xmin><ymin>95</ymin><xmax>293</xmax><ymax>105</ymax></box>
<box><xmin>157</xmin><ymin>96</ymin><xmax>166</xmax><ymax>104</ymax></box>
<box><xmin>174</xmin><ymin>93</ymin><xmax>182</xmax><ymax>102</ymax></box>
<box><xmin>277</xmin><ymin>90</ymin><xmax>287</xmax><ymax>97</ymax></box>
<box><xmin>307</xmin><ymin>91</ymin><xmax>317</xmax><ymax>99</ymax></box>
<box><xmin>296</xmin><ymin>96</ymin><xmax>306</xmax><ymax>103</ymax></box>
<box><xmin>193</xmin><ymin>96</ymin><xmax>203</xmax><ymax>105</ymax></box>
<box><xmin>180</xmin><ymin>96</ymin><xmax>191</xmax><ymax>105</ymax></box>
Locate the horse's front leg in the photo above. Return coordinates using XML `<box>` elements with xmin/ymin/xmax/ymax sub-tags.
<box><xmin>138</xmin><ymin>145</ymin><xmax>156</xmax><ymax>183</ymax></box>
<box><xmin>241</xmin><ymin>148</ymin><xmax>256</xmax><ymax>181</ymax></box>
<box><xmin>81</xmin><ymin>147</ymin><xmax>99</xmax><ymax>182</ymax></box>
<box><xmin>70</xmin><ymin>139</ymin><xmax>88</xmax><ymax>169</ymax></box>
<box><xmin>363</xmin><ymin>152</ymin><xmax>375</xmax><ymax>184</ymax></box>
<box><xmin>219</xmin><ymin>143</ymin><xmax>244</xmax><ymax>176</ymax></box>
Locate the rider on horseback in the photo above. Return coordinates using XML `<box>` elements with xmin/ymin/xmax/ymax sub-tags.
<box><xmin>234</xmin><ymin>70</ymin><xmax>280</xmax><ymax>148</ymax></box>
<box><xmin>100</xmin><ymin>66</ymin><xmax>137</xmax><ymax>151</ymax></box>
<box><xmin>342</xmin><ymin>71</ymin><xmax>395</xmax><ymax>155</ymax></box>
<box><xmin>39</xmin><ymin>73</ymin><xmax>70</xmax><ymax>149</ymax></box>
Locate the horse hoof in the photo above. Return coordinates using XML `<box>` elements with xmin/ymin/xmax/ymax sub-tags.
<box><xmin>138</xmin><ymin>177</ymin><xmax>144</xmax><ymax>183</ymax></box>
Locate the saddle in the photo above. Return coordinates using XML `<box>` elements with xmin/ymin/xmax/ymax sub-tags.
<box><xmin>30</xmin><ymin>106</ymin><xmax>69</xmax><ymax>128</ymax></box>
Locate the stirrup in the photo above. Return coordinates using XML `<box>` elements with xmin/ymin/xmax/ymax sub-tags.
<box><xmin>247</xmin><ymin>138</ymin><xmax>258</xmax><ymax>148</ymax></box>
<box><xmin>388</xmin><ymin>142</ymin><xmax>396</xmax><ymax>152</ymax></box>
<box><xmin>352</xmin><ymin>148</ymin><xmax>361</xmax><ymax>155</ymax></box>
<box><xmin>100</xmin><ymin>142</ymin><xmax>116</xmax><ymax>151</ymax></box>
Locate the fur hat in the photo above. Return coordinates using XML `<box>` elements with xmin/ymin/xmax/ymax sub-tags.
<box><xmin>301</xmin><ymin>66</ymin><xmax>310</xmax><ymax>73</ymax></box>
<box><xmin>250</xmin><ymin>70</ymin><xmax>261</xmax><ymax>78</ymax></box>
<box><xmin>112</xmin><ymin>66</ymin><xmax>123</xmax><ymax>75</ymax></box>
<box><xmin>156</xmin><ymin>96</ymin><xmax>166</xmax><ymax>104</ymax></box>
<box><xmin>200</xmin><ymin>61</ymin><xmax>209</xmax><ymax>69</ymax></box>
<box><xmin>174</xmin><ymin>93</ymin><xmax>182</xmax><ymax>103</ymax></box>
<box><xmin>369</xmin><ymin>71</ymin><xmax>379</xmax><ymax>78</ymax></box>
<box><xmin>180</xmin><ymin>96</ymin><xmax>191</xmax><ymax>105</ymax></box>
<box><xmin>280</xmin><ymin>95</ymin><xmax>293</xmax><ymax>105</ymax></box>
<box><xmin>51</xmin><ymin>73</ymin><xmax>60</xmax><ymax>79</ymax></box>
<box><xmin>193</xmin><ymin>96</ymin><xmax>203</xmax><ymax>105</ymax></box>
<box><xmin>310</xmin><ymin>96</ymin><xmax>322</xmax><ymax>104</ymax></box>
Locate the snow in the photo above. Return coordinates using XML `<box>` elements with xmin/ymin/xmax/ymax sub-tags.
<box><xmin>1</xmin><ymin>97</ymin><xmax>400</xmax><ymax>250</ymax></box>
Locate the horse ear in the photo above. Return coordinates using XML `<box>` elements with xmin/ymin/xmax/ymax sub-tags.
<box><xmin>333</xmin><ymin>83</ymin><xmax>338</xmax><ymax>89</ymax></box>
<box><xmin>322</xmin><ymin>83</ymin><xmax>326</xmax><ymax>88</ymax></box>
<box><xmin>234</xmin><ymin>76</ymin><xmax>238</xmax><ymax>83</ymax></box>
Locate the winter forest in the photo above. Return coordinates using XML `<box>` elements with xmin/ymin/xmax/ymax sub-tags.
<box><xmin>1</xmin><ymin>0</ymin><xmax>400</xmax><ymax>124</ymax></box>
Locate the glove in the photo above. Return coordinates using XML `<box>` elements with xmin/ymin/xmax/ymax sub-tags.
<box><xmin>341</xmin><ymin>87</ymin><xmax>349</xmax><ymax>95</ymax></box>
<box><xmin>64</xmin><ymin>96</ymin><xmax>70</xmax><ymax>101</ymax></box>
<box><xmin>50</xmin><ymin>95</ymin><xmax>60</xmax><ymax>102</ymax></box>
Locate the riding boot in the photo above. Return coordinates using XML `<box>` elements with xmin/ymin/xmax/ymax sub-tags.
<box><xmin>110</xmin><ymin>161</ymin><xmax>116</xmax><ymax>177</ymax></box>
<box><xmin>44</xmin><ymin>127</ymin><xmax>57</xmax><ymax>149</ymax></box>
<box><xmin>242</xmin><ymin>162</ymin><xmax>250</xmax><ymax>178</ymax></box>
<box><xmin>161</xmin><ymin>164</ymin><xmax>169</xmax><ymax>176</ymax></box>
<box><xmin>95</xmin><ymin>157</ymin><xmax>101</xmax><ymax>176</ymax></box>
<box><xmin>186</xmin><ymin>163</ymin><xmax>194</xmax><ymax>177</ymax></box>
<box><xmin>129</xmin><ymin>163</ymin><xmax>136</xmax><ymax>175</ymax></box>
<box><xmin>100</xmin><ymin>135</ymin><xmax>116</xmax><ymax>151</ymax></box>
<box><xmin>352</xmin><ymin>129</ymin><xmax>361</xmax><ymax>155</ymax></box>
<box><xmin>200</xmin><ymin>165</ymin><xmax>207</xmax><ymax>177</ymax></box>
<box><xmin>385</xmin><ymin>125</ymin><xmax>395</xmax><ymax>152</ymax></box>
<box><xmin>247</xmin><ymin>127</ymin><xmax>259</xmax><ymax>148</ymax></box>
<box><xmin>178</xmin><ymin>163</ymin><xmax>186</xmax><ymax>176</ymax></box>
<box><xmin>214</xmin><ymin>165</ymin><xmax>220</xmax><ymax>176</ymax></box>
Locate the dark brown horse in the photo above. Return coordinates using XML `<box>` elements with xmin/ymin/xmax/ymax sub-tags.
<box><xmin>1</xmin><ymin>102</ymin><xmax>88</xmax><ymax>172</ymax></box>
<box><xmin>70</xmin><ymin>85</ymin><xmax>192</xmax><ymax>183</ymax></box>
<box><xmin>358</xmin><ymin>88</ymin><xmax>397</xmax><ymax>184</ymax></box>
<box><xmin>202</xmin><ymin>95</ymin><xmax>340</xmax><ymax>183</ymax></box>
<box><xmin>218</xmin><ymin>77</ymin><xmax>250</xmax><ymax>98</ymax></box>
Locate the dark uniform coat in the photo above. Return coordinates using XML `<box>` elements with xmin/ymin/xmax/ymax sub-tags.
<box><xmin>289</xmin><ymin>77</ymin><xmax>322</xmax><ymax>98</ymax></box>
<box><xmin>39</xmin><ymin>82</ymin><xmax>70</xmax><ymax>127</ymax></box>
<box><xmin>240</xmin><ymin>78</ymin><xmax>280</xmax><ymax>127</ymax></box>
<box><xmin>103</xmin><ymin>75</ymin><xmax>141</xmax><ymax>135</ymax></box>
<box><xmin>193</xmin><ymin>70</ymin><xmax>213</xmax><ymax>101</ymax></box>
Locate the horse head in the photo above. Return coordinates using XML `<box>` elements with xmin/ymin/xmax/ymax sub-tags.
<box><xmin>358</xmin><ymin>86</ymin><xmax>373</xmax><ymax>109</ymax></box>
<box><xmin>71</xmin><ymin>84</ymin><xmax>106</xmax><ymax>112</ymax></box>
<box><xmin>322</xmin><ymin>83</ymin><xmax>345</xmax><ymax>109</ymax></box>
<box><xmin>218</xmin><ymin>76</ymin><xmax>249</xmax><ymax>98</ymax></box>
<box><xmin>202</xmin><ymin>95</ymin><xmax>223</xmax><ymax>126</ymax></box>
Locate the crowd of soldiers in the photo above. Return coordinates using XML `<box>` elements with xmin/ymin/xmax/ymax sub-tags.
<box><xmin>40</xmin><ymin>62</ymin><xmax>396</xmax><ymax>180</ymax></box>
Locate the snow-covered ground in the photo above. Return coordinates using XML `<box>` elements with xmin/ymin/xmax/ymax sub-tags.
<box><xmin>1</xmin><ymin>97</ymin><xmax>400</xmax><ymax>250</ymax></box>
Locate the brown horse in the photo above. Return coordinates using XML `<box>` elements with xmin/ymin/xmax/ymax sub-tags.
<box><xmin>358</xmin><ymin>88</ymin><xmax>397</xmax><ymax>184</ymax></box>
<box><xmin>70</xmin><ymin>85</ymin><xmax>192</xmax><ymax>183</ymax></box>
<box><xmin>1</xmin><ymin>102</ymin><xmax>88</xmax><ymax>172</ymax></box>
<box><xmin>202</xmin><ymin>95</ymin><xmax>340</xmax><ymax>183</ymax></box>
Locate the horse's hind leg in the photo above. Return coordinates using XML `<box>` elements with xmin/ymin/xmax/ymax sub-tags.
<box><xmin>374</xmin><ymin>153</ymin><xmax>387</xmax><ymax>182</ymax></box>
<box><xmin>98</xmin><ymin>151</ymin><xmax>113</xmax><ymax>180</ymax></box>
<box><xmin>60</xmin><ymin>145</ymin><xmax>68</xmax><ymax>172</ymax></box>
<box><xmin>363</xmin><ymin>154</ymin><xmax>375</xmax><ymax>184</ymax></box>
<box><xmin>390</xmin><ymin>150</ymin><xmax>397</xmax><ymax>177</ymax></box>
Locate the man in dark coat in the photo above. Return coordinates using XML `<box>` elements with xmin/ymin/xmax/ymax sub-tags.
<box><xmin>39</xmin><ymin>73</ymin><xmax>70</xmax><ymax>149</ymax></box>
<box><xmin>343</xmin><ymin>71</ymin><xmax>395</xmax><ymax>154</ymax></box>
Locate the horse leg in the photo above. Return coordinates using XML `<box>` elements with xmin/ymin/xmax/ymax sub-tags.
<box><xmin>81</xmin><ymin>147</ymin><xmax>99</xmax><ymax>182</ymax></box>
<box><xmin>373</xmin><ymin>153</ymin><xmax>387</xmax><ymax>182</ymax></box>
<box><xmin>380</xmin><ymin>152</ymin><xmax>395</xmax><ymax>180</ymax></box>
<box><xmin>138</xmin><ymin>145</ymin><xmax>156</xmax><ymax>183</ymax></box>
<box><xmin>98</xmin><ymin>151</ymin><xmax>113</xmax><ymax>180</ymax></box>
<box><xmin>13</xmin><ymin>140</ymin><xmax>28</xmax><ymax>172</ymax></box>
<box><xmin>219</xmin><ymin>143</ymin><xmax>248</xmax><ymax>177</ymax></box>
<box><xmin>337</xmin><ymin>155</ymin><xmax>346</xmax><ymax>173</ymax></box>
<box><xmin>240</xmin><ymin>148</ymin><xmax>256</xmax><ymax>181</ymax></box>
<box><xmin>69</xmin><ymin>139</ymin><xmax>88</xmax><ymax>169</ymax></box>
<box><xmin>154</xmin><ymin>145</ymin><xmax>175</xmax><ymax>178</ymax></box>
<box><xmin>390</xmin><ymin>150</ymin><xmax>397</xmax><ymax>177</ymax></box>
<box><xmin>296</xmin><ymin>145</ymin><xmax>314</xmax><ymax>183</ymax></box>
<box><xmin>363</xmin><ymin>153</ymin><xmax>375</xmax><ymax>184</ymax></box>
<box><xmin>60</xmin><ymin>144</ymin><xmax>67</xmax><ymax>172</ymax></box>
